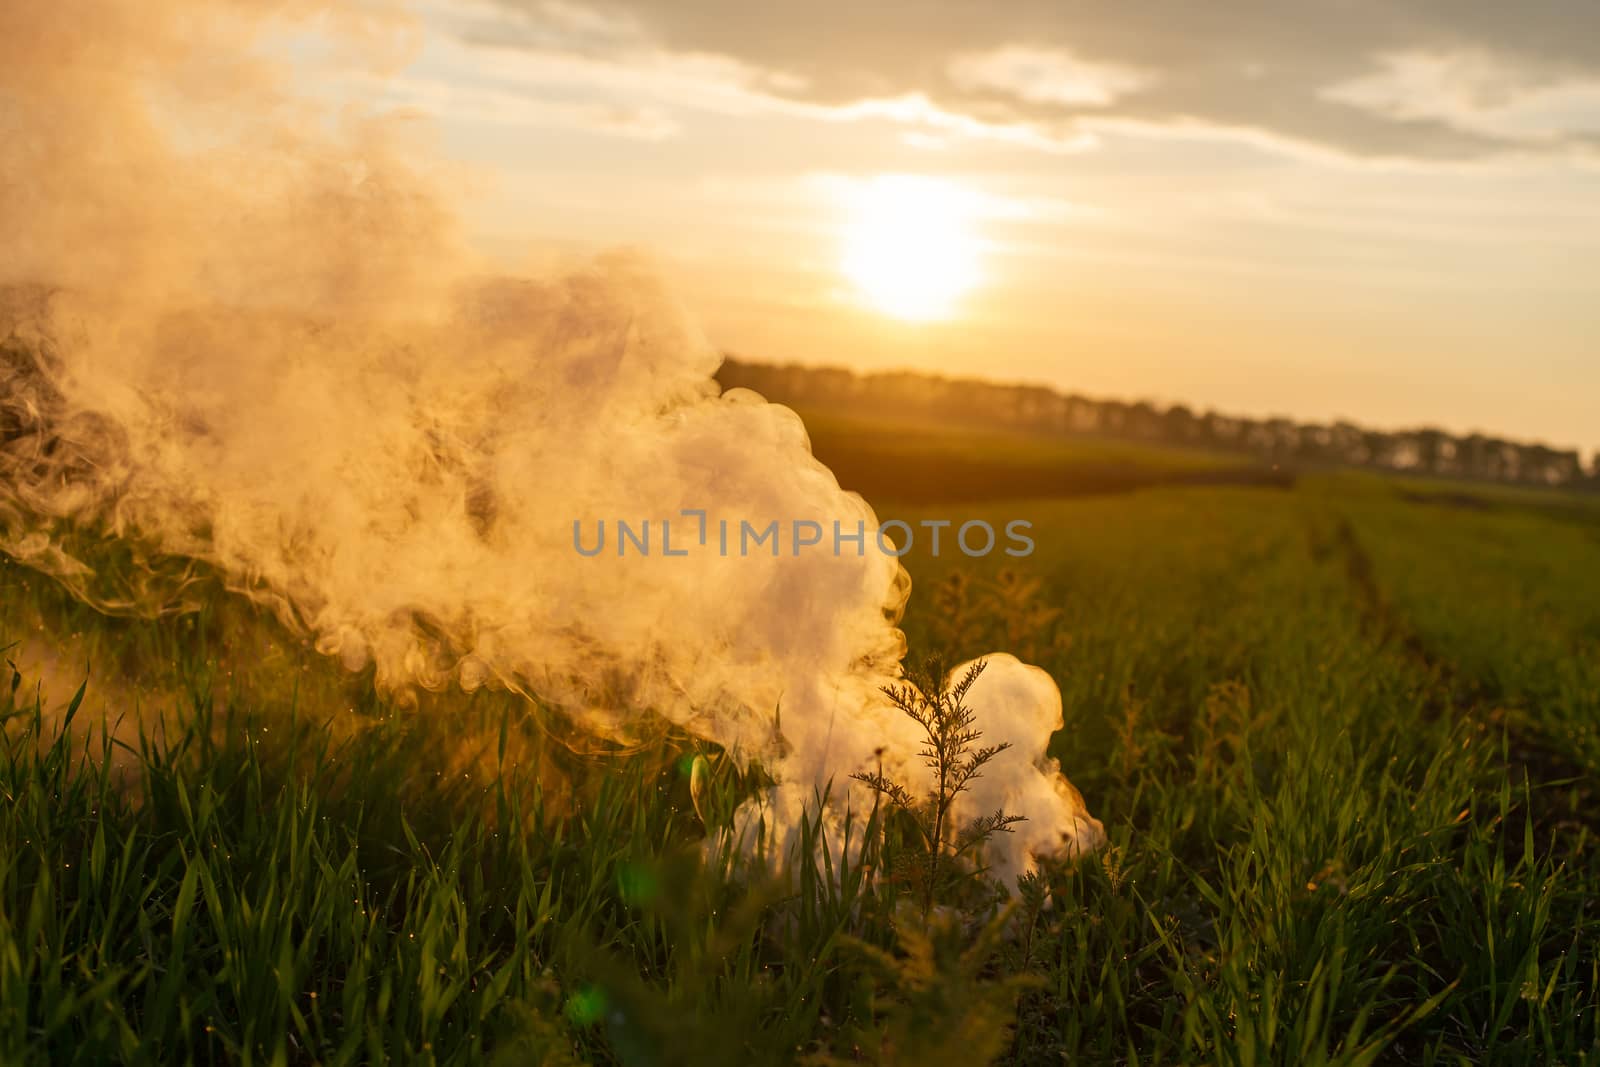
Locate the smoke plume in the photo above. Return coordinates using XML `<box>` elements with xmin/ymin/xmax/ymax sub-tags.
<box><xmin>0</xmin><ymin>0</ymin><xmax>1101</xmax><ymax>884</ymax></box>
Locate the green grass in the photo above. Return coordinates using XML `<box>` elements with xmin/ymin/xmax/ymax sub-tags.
<box><xmin>2</xmin><ymin>422</ymin><xmax>1599</xmax><ymax>1064</ymax></box>
<box><xmin>796</xmin><ymin>409</ymin><xmax>1277</xmax><ymax>506</ymax></box>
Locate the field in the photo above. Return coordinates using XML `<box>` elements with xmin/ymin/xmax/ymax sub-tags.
<box><xmin>4</xmin><ymin>411</ymin><xmax>1600</xmax><ymax>1065</ymax></box>
<box><xmin>795</xmin><ymin>409</ymin><xmax>1285</xmax><ymax>504</ymax></box>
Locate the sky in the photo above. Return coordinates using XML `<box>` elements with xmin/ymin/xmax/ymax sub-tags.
<box><xmin>319</xmin><ymin>0</ymin><xmax>1599</xmax><ymax>455</ymax></box>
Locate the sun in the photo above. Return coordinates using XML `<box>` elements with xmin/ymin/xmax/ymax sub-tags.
<box><xmin>840</xmin><ymin>176</ymin><xmax>982</xmax><ymax>322</ymax></box>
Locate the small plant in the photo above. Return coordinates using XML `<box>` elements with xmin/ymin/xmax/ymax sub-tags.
<box><xmin>851</xmin><ymin>658</ymin><xmax>1024</xmax><ymax>914</ymax></box>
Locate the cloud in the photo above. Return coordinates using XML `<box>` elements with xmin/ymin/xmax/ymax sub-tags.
<box><xmin>386</xmin><ymin>5</ymin><xmax>1096</xmax><ymax>151</ymax></box>
<box><xmin>948</xmin><ymin>47</ymin><xmax>1152</xmax><ymax>108</ymax></box>
<box><xmin>471</xmin><ymin>0</ymin><xmax>1600</xmax><ymax>163</ymax></box>
<box><xmin>367</xmin><ymin>69</ymin><xmax>680</xmax><ymax>138</ymax></box>
<box><xmin>1324</xmin><ymin>50</ymin><xmax>1600</xmax><ymax>144</ymax></box>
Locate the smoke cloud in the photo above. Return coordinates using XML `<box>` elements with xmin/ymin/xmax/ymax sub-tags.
<box><xmin>0</xmin><ymin>0</ymin><xmax>1101</xmax><ymax>884</ymax></box>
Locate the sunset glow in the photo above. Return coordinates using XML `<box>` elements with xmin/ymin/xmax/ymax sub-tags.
<box><xmin>4</xmin><ymin>4</ymin><xmax>1599</xmax><ymax>1057</ymax></box>
<box><xmin>840</xmin><ymin>176</ymin><xmax>982</xmax><ymax>322</ymax></box>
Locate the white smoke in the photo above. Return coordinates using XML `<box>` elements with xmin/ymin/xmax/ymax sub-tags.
<box><xmin>0</xmin><ymin>0</ymin><xmax>1101</xmax><ymax>885</ymax></box>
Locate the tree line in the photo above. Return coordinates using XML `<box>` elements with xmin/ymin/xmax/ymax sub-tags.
<box><xmin>719</xmin><ymin>359</ymin><xmax>1599</xmax><ymax>490</ymax></box>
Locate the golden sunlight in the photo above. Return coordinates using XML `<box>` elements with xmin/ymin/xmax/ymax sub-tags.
<box><xmin>840</xmin><ymin>176</ymin><xmax>982</xmax><ymax>322</ymax></box>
